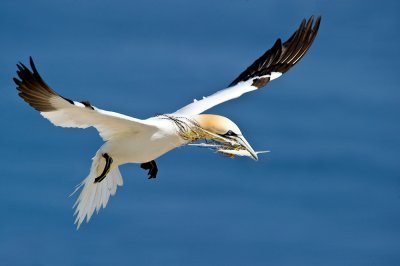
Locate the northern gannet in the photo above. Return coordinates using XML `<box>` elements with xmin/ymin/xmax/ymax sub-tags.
<box><xmin>13</xmin><ymin>16</ymin><xmax>321</xmax><ymax>228</ymax></box>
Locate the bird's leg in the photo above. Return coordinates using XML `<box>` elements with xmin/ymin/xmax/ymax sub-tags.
<box><xmin>94</xmin><ymin>153</ymin><xmax>113</xmax><ymax>183</ymax></box>
<box><xmin>140</xmin><ymin>160</ymin><xmax>158</xmax><ymax>179</ymax></box>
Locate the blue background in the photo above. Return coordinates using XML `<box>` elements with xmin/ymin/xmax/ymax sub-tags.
<box><xmin>1</xmin><ymin>0</ymin><xmax>399</xmax><ymax>265</ymax></box>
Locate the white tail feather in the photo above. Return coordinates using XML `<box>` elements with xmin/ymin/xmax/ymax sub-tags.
<box><xmin>72</xmin><ymin>152</ymin><xmax>123</xmax><ymax>229</ymax></box>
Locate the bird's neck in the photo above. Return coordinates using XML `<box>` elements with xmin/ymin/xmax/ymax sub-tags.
<box><xmin>157</xmin><ymin>114</ymin><xmax>221</xmax><ymax>142</ymax></box>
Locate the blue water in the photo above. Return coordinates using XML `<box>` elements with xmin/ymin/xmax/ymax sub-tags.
<box><xmin>1</xmin><ymin>0</ymin><xmax>399</xmax><ymax>265</ymax></box>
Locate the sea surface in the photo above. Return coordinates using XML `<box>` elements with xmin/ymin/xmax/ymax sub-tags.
<box><xmin>0</xmin><ymin>1</ymin><xmax>399</xmax><ymax>265</ymax></box>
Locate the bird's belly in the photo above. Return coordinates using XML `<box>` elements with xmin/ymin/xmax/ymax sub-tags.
<box><xmin>101</xmin><ymin>133</ymin><xmax>185</xmax><ymax>164</ymax></box>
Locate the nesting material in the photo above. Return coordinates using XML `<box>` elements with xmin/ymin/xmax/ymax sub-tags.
<box><xmin>188</xmin><ymin>143</ymin><xmax>269</xmax><ymax>158</ymax></box>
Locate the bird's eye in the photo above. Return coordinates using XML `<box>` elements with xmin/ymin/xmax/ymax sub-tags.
<box><xmin>224</xmin><ymin>130</ymin><xmax>237</xmax><ymax>137</ymax></box>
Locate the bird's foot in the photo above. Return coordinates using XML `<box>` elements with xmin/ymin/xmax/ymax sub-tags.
<box><xmin>140</xmin><ymin>160</ymin><xmax>158</xmax><ymax>179</ymax></box>
<box><xmin>94</xmin><ymin>153</ymin><xmax>113</xmax><ymax>183</ymax></box>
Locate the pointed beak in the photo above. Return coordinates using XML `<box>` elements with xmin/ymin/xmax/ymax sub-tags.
<box><xmin>235</xmin><ymin>136</ymin><xmax>258</xmax><ymax>161</ymax></box>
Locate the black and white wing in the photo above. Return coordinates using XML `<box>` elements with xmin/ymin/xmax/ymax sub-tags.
<box><xmin>174</xmin><ymin>16</ymin><xmax>321</xmax><ymax>116</ymax></box>
<box><xmin>14</xmin><ymin>57</ymin><xmax>156</xmax><ymax>141</ymax></box>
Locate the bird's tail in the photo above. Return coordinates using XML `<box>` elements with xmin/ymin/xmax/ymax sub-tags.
<box><xmin>71</xmin><ymin>152</ymin><xmax>123</xmax><ymax>229</ymax></box>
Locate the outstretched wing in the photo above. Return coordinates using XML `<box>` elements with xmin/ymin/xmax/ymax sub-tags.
<box><xmin>14</xmin><ymin>57</ymin><xmax>156</xmax><ymax>141</ymax></box>
<box><xmin>174</xmin><ymin>16</ymin><xmax>321</xmax><ymax>116</ymax></box>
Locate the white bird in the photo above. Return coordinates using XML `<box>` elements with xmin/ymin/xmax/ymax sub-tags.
<box><xmin>14</xmin><ymin>16</ymin><xmax>321</xmax><ymax>228</ymax></box>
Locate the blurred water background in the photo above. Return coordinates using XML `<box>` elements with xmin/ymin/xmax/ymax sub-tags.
<box><xmin>0</xmin><ymin>0</ymin><xmax>399</xmax><ymax>265</ymax></box>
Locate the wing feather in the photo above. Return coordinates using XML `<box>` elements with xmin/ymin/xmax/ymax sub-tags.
<box><xmin>14</xmin><ymin>57</ymin><xmax>156</xmax><ymax>140</ymax></box>
<box><xmin>175</xmin><ymin>16</ymin><xmax>321</xmax><ymax>116</ymax></box>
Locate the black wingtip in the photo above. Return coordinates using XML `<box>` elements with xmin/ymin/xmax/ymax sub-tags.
<box><xmin>305</xmin><ymin>16</ymin><xmax>314</xmax><ymax>30</ymax></box>
<box><xmin>300</xmin><ymin>18</ymin><xmax>307</xmax><ymax>27</ymax></box>
<box><xmin>314</xmin><ymin>16</ymin><xmax>322</xmax><ymax>32</ymax></box>
<box><xmin>13</xmin><ymin>57</ymin><xmax>62</xmax><ymax>112</ymax></box>
<box><xmin>13</xmin><ymin>77</ymin><xmax>20</xmax><ymax>86</ymax></box>
<box><xmin>273</xmin><ymin>38</ymin><xmax>282</xmax><ymax>48</ymax></box>
<box><xmin>29</xmin><ymin>56</ymin><xmax>38</xmax><ymax>74</ymax></box>
<box><xmin>228</xmin><ymin>15</ymin><xmax>321</xmax><ymax>88</ymax></box>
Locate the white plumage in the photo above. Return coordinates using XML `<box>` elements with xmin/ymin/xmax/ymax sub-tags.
<box><xmin>72</xmin><ymin>152</ymin><xmax>123</xmax><ymax>228</ymax></box>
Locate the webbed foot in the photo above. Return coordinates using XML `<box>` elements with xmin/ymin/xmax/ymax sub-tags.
<box><xmin>140</xmin><ymin>160</ymin><xmax>158</xmax><ymax>179</ymax></box>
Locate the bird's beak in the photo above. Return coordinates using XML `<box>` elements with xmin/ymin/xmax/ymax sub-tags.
<box><xmin>235</xmin><ymin>136</ymin><xmax>258</xmax><ymax>161</ymax></box>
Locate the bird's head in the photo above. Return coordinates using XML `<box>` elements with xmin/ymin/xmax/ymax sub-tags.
<box><xmin>194</xmin><ymin>114</ymin><xmax>258</xmax><ymax>160</ymax></box>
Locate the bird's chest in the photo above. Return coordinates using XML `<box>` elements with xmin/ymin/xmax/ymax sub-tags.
<box><xmin>105</xmin><ymin>121</ymin><xmax>186</xmax><ymax>164</ymax></box>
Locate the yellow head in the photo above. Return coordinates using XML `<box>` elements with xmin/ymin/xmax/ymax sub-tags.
<box><xmin>194</xmin><ymin>114</ymin><xmax>258</xmax><ymax>160</ymax></box>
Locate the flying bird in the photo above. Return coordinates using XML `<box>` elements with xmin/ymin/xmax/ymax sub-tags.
<box><xmin>13</xmin><ymin>16</ymin><xmax>321</xmax><ymax>228</ymax></box>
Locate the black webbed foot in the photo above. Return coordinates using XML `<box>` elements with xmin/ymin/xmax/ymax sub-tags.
<box><xmin>94</xmin><ymin>153</ymin><xmax>113</xmax><ymax>183</ymax></box>
<box><xmin>140</xmin><ymin>160</ymin><xmax>158</xmax><ymax>179</ymax></box>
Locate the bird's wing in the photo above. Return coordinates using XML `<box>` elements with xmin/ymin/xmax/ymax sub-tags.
<box><xmin>14</xmin><ymin>57</ymin><xmax>157</xmax><ymax>141</ymax></box>
<box><xmin>174</xmin><ymin>16</ymin><xmax>321</xmax><ymax>116</ymax></box>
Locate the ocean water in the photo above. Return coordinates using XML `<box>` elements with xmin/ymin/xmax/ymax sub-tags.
<box><xmin>0</xmin><ymin>1</ymin><xmax>399</xmax><ymax>265</ymax></box>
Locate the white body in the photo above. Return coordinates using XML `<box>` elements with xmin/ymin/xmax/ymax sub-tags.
<box><xmin>101</xmin><ymin>117</ymin><xmax>186</xmax><ymax>165</ymax></box>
